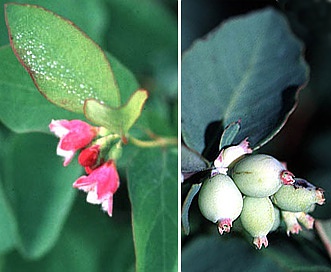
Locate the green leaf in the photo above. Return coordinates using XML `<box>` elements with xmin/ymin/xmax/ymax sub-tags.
<box><xmin>3</xmin><ymin>194</ymin><xmax>135</xmax><ymax>272</ymax></box>
<box><xmin>263</xmin><ymin>234</ymin><xmax>331</xmax><ymax>271</ymax></box>
<box><xmin>2</xmin><ymin>133</ymin><xmax>82</xmax><ymax>259</ymax></box>
<box><xmin>182</xmin><ymin>234</ymin><xmax>331</xmax><ymax>271</ymax></box>
<box><xmin>182</xmin><ymin>235</ymin><xmax>282</xmax><ymax>272</ymax></box>
<box><xmin>127</xmin><ymin>147</ymin><xmax>178</xmax><ymax>272</ymax></box>
<box><xmin>316</xmin><ymin>219</ymin><xmax>331</xmax><ymax>260</ymax></box>
<box><xmin>106</xmin><ymin>52</ymin><xmax>140</xmax><ymax>104</ymax></box>
<box><xmin>181</xmin><ymin>144</ymin><xmax>208</xmax><ymax>236</ymax></box>
<box><xmin>219</xmin><ymin>120</ymin><xmax>241</xmax><ymax>150</ymax></box>
<box><xmin>181</xmin><ymin>144</ymin><xmax>208</xmax><ymax>174</ymax></box>
<box><xmin>5</xmin><ymin>3</ymin><xmax>120</xmax><ymax>113</ymax></box>
<box><xmin>0</xmin><ymin>176</ymin><xmax>17</xmax><ymax>254</ymax></box>
<box><xmin>104</xmin><ymin>0</ymin><xmax>177</xmax><ymax>78</ymax></box>
<box><xmin>0</xmin><ymin>46</ymin><xmax>139</xmax><ymax>134</ymax></box>
<box><xmin>181</xmin><ymin>183</ymin><xmax>202</xmax><ymax>235</ymax></box>
<box><xmin>84</xmin><ymin>89</ymin><xmax>148</xmax><ymax>135</ymax></box>
<box><xmin>0</xmin><ymin>0</ymin><xmax>109</xmax><ymax>47</ymax></box>
<box><xmin>0</xmin><ymin>46</ymin><xmax>84</xmax><ymax>133</ymax></box>
<box><xmin>182</xmin><ymin>8</ymin><xmax>309</xmax><ymax>154</ymax></box>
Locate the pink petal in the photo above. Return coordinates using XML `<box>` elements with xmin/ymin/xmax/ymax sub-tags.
<box><xmin>214</xmin><ymin>138</ymin><xmax>252</xmax><ymax>174</ymax></box>
<box><xmin>86</xmin><ymin>190</ymin><xmax>101</xmax><ymax>204</ymax></box>
<box><xmin>73</xmin><ymin>175</ymin><xmax>96</xmax><ymax>191</ymax></box>
<box><xmin>96</xmin><ymin>169</ymin><xmax>119</xmax><ymax>199</ymax></box>
<box><xmin>56</xmin><ymin>143</ymin><xmax>75</xmax><ymax>166</ymax></box>
<box><xmin>49</xmin><ymin>119</ymin><xmax>70</xmax><ymax>138</ymax></box>
<box><xmin>72</xmin><ymin>160</ymin><xmax>120</xmax><ymax>217</ymax></box>
<box><xmin>101</xmin><ymin>195</ymin><xmax>114</xmax><ymax>217</ymax></box>
<box><xmin>60</xmin><ymin>120</ymin><xmax>98</xmax><ymax>150</ymax></box>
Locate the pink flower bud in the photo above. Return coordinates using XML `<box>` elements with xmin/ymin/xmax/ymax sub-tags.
<box><xmin>78</xmin><ymin>145</ymin><xmax>100</xmax><ymax>167</ymax></box>
<box><xmin>73</xmin><ymin>160</ymin><xmax>120</xmax><ymax>216</ymax></box>
<box><xmin>213</xmin><ymin>138</ymin><xmax>252</xmax><ymax>175</ymax></box>
<box><xmin>49</xmin><ymin>119</ymin><xmax>99</xmax><ymax>166</ymax></box>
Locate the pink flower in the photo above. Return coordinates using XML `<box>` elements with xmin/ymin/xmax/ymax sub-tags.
<box><xmin>212</xmin><ymin>137</ymin><xmax>252</xmax><ymax>176</ymax></box>
<box><xmin>78</xmin><ymin>145</ymin><xmax>100</xmax><ymax>167</ymax></box>
<box><xmin>73</xmin><ymin>160</ymin><xmax>120</xmax><ymax>216</ymax></box>
<box><xmin>49</xmin><ymin>119</ymin><xmax>99</xmax><ymax>166</ymax></box>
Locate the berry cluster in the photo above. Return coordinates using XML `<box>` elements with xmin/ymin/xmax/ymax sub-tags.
<box><xmin>198</xmin><ymin>141</ymin><xmax>325</xmax><ymax>249</ymax></box>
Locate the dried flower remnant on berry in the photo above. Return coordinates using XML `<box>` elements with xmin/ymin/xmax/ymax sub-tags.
<box><xmin>240</xmin><ymin>197</ymin><xmax>275</xmax><ymax>249</ymax></box>
<box><xmin>272</xmin><ymin>178</ymin><xmax>325</xmax><ymax>213</ymax></box>
<box><xmin>198</xmin><ymin>174</ymin><xmax>243</xmax><ymax>235</ymax></box>
<box><xmin>280</xmin><ymin>170</ymin><xmax>295</xmax><ymax>185</ymax></box>
<box><xmin>231</xmin><ymin>154</ymin><xmax>285</xmax><ymax>197</ymax></box>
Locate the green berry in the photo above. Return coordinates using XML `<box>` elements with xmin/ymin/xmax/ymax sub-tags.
<box><xmin>295</xmin><ymin>212</ymin><xmax>314</xmax><ymax>230</ymax></box>
<box><xmin>240</xmin><ymin>197</ymin><xmax>275</xmax><ymax>249</ymax></box>
<box><xmin>281</xmin><ymin>210</ymin><xmax>315</xmax><ymax>235</ymax></box>
<box><xmin>272</xmin><ymin>178</ymin><xmax>325</xmax><ymax>213</ymax></box>
<box><xmin>231</xmin><ymin>154</ymin><xmax>287</xmax><ymax>197</ymax></box>
<box><xmin>270</xmin><ymin>206</ymin><xmax>280</xmax><ymax>232</ymax></box>
<box><xmin>281</xmin><ymin>211</ymin><xmax>302</xmax><ymax>235</ymax></box>
<box><xmin>198</xmin><ymin>174</ymin><xmax>243</xmax><ymax>235</ymax></box>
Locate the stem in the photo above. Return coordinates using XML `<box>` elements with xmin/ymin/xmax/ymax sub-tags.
<box><xmin>129</xmin><ymin>135</ymin><xmax>177</xmax><ymax>148</ymax></box>
<box><xmin>315</xmin><ymin>220</ymin><xmax>331</xmax><ymax>260</ymax></box>
<box><xmin>94</xmin><ymin>134</ymin><xmax>120</xmax><ymax>147</ymax></box>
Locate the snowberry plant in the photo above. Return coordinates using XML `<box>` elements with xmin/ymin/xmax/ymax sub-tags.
<box><xmin>181</xmin><ymin>8</ymin><xmax>327</xmax><ymax>252</ymax></box>
<box><xmin>1</xmin><ymin>3</ymin><xmax>177</xmax><ymax>271</ymax></box>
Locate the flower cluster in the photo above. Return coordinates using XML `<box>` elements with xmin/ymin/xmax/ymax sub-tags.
<box><xmin>198</xmin><ymin>139</ymin><xmax>326</xmax><ymax>249</ymax></box>
<box><xmin>49</xmin><ymin>119</ymin><xmax>120</xmax><ymax>217</ymax></box>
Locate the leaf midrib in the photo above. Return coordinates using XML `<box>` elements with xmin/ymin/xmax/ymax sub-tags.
<box><xmin>223</xmin><ymin>27</ymin><xmax>266</xmax><ymax>122</ymax></box>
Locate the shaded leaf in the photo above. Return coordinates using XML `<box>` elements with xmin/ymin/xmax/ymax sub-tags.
<box><xmin>182</xmin><ymin>235</ymin><xmax>283</xmax><ymax>272</ymax></box>
<box><xmin>5</xmin><ymin>3</ymin><xmax>120</xmax><ymax>113</ymax></box>
<box><xmin>104</xmin><ymin>0</ymin><xmax>177</xmax><ymax>78</ymax></box>
<box><xmin>3</xmin><ymin>194</ymin><xmax>135</xmax><ymax>271</ymax></box>
<box><xmin>0</xmin><ymin>177</ymin><xmax>17</xmax><ymax>254</ymax></box>
<box><xmin>181</xmin><ymin>183</ymin><xmax>202</xmax><ymax>235</ymax></box>
<box><xmin>84</xmin><ymin>89</ymin><xmax>148</xmax><ymax>135</ymax></box>
<box><xmin>182</xmin><ymin>8</ymin><xmax>309</xmax><ymax>154</ymax></box>
<box><xmin>182</xmin><ymin>234</ymin><xmax>331</xmax><ymax>272</ymax></box>
<box><xmin>127</xmin><ymin>147</ymin><xmax>178</xmax><ymax>272</ymax></box>
<box><xmin>181</xmin><ymin>144</ymin><xmax>208</xmax><ymax>174</ymax></box>
<box><xmin>2</xmin><ymin>133</ymin><xmax>82</xmax><ymax>259</ymax></box>
<box><xmin>316</xmin><ymin>219</ymin><xmax>331</xmax><ymax>260</ymax></box>
<box><xmin>219</xmin><ymin>120</ymin><xmax>241</xmax><ymax>150</ymax></box>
